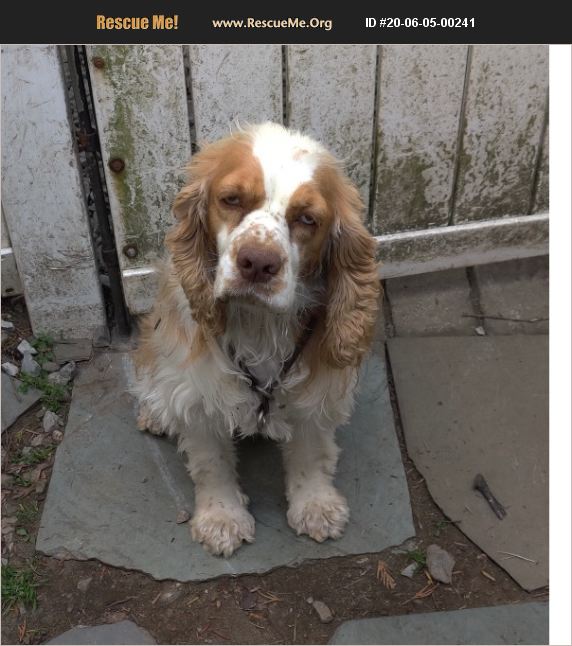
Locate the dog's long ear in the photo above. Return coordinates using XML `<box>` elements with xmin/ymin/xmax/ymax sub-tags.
<box><xmin>320</xmin><ymin>168</ymin><xmax>380</xmax><ymax>368</ymax></box>
<box><xmin>166</xmin><ymin>153</ymin><xmax>225</xmax><ymax>338</ymax></box>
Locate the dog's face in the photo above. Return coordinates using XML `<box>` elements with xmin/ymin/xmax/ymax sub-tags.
<box><xmin>167</xmin><ymin>123</ymin><xmax>380</xmax><ymax>367</ymax></box>
<box><xmin>200</xmin><ymin>125</ymin><xmax>336</xmax><ymax>312</ymax></box>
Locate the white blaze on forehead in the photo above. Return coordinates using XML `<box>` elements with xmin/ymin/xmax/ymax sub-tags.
<box><xmin>250</xmin><ymin>123</ymin><xmax>325</xmax><ymax>211</ymax></box>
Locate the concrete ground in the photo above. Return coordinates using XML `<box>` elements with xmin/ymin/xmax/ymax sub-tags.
<box><xmin>329</xmin><ymin>602</ymin><xmax>549</xmax><ymax>645</ymax></box>
<box><xmin>1</xmin><ymin>255</ymin><xmax>549</xmax><ymax>645</ymax></box>
<box><xmin>37</xmin><ymin>352</ymin><xmax>415</xmax><ymax>581</ymax></box>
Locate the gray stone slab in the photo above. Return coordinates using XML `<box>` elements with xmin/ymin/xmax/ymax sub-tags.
<box><xmin>1</xmin><ymin>372</ymin><xmax>41</xmax><ymax>433</ymax></box>
<box><xmin>53</xmin><ymin>338</ymin><xmax>93</xmax><ymax>364</ymax></box>
<box><xmin>475</xmin><ymin>256</ymin><xmax>549</xmax><ymax>334</ymax></box>
<box><xmin>46</xmin><ymin>620</ymin><xmax>156</xmax><ymax>645</ymax></box>
<box><xmin>385</xmin><ymin>269</ymin><xmax>476</xmax><ymax>336</ymax></box>
<box><xmin>387</xmin><ymin>336</ymin><xmax>548</xmax><ymax>591</ymax></box>
<box><xmin>37</xmin><ymin>350</ymin><xmax>414</xmax><ymax>581</ymax></box>
<box><xmin>329</xmin><ymin>602</ymin><xmax>548</xmax><ymax>645</ymax></box>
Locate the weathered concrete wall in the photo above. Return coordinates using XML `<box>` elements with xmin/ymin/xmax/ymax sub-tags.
<box><xmin>188</xmin><ymin>45</ymin><xmax>283</xmax><ymax>144</ymax></box>
<box><xmin>453</xmin><ymin>46</ymin><xmax>548</xmax><ymax>223</ymax></box>
<box><xmin>1</xmin><ymin>206</ymin><xmax>22</xmax><ymax>297</ymax></box>
<box><xmin>1</xmin><ymin>46</ymin><xmax>105</xmax><ymax>336</ymax></box>
<box><xmin>287</xmin><ymin>45</ymin><xmax>377</xmax><ymax>202</ymax></box>
<box><xmin>374</xmin><ymin>46</ymin><xmax>468</xmax><ymax>234</ymax></box>
<box><xmin>2</xmin><ymin>45</ymin><xmax>549</xmax><ymax>320</ymax></box>
<box><xmin>86</xmin><ymin>45</ymin><xmax>192</xmax><ymax>313</ymax></box>
<box><xmin>533</xmin><ymin>124</ymin><xmax>549</xmax><ymax>213</ymax></box>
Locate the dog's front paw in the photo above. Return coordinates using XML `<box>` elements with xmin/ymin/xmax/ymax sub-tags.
<box><xmin>136</xmin><ymin>407</ymin><xmax>165</xmax><ymax>436</ymax></box>
<box><xmin>190</xmin><ymin>505</ymin><xmax>255</xmax><ymax>557</ymax></box>
<box><xmin>287</xmin><ymin>487</ymin><xmax>349</xmax><ymax>542</ymax></box>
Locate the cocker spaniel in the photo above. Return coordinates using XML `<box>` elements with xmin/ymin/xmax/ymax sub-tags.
<box><xmin>133</xmin><ymin>122</ymin><xmax>380</xmax><ymax>557</ymax></box>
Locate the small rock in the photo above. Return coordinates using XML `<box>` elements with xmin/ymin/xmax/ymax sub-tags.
<box><xmin>426</xmin><ymin>544</ymin><xmax>455</xmax><ymax>584</ymax></box>
<box><xmin>47</xmin><ymin>371</ymin><xmax>66</xmax><ymax>386</ymax></box>
<box><xmin>52</xmin><ymin>429</ymin><xmax>64</xmax><ymax>442</ymax></box>
<box><xmin>306</xmin><ymin>596</ymin><xmax>314</xmax><ymax>604</ymax></box>
<box><xmin>157</xmin><ymin>584</ymin><xmax>184</xmax><ymax>605</ymax></box>
<box><xmin>61</xmin><ymin>361</ymin><xmax>77</xmax><ymax>378</ymax></box>
<box><xmin>93</xmin><ymin>326</ymin><xmax>111</xmax><ymax>348</ymax></box>
<box><xmin>1</xmin><ymin>558</ymin><xmax>7</xmax><ymax>566</ymax></box>
<box><xmin>36</xmin><ymin>407</ymin><xmax>47</xmax><ymax>419</ymax></box>
<box><xmin>238</xmin><ymin>588</ymin><xmax>258</xmax><ymax>611</ymax></box>
<box><xmin>475</xmin><ymin>325</ymin><xmax>486</xmax><ymax>336</ymax></box>
<box><xmin>77</xmin><ymin>577</ymin><xmax>92</xmax><ymax>592</ymax></box>
<box><xmin>400</xmin><ymin>563</ymin><xmax>418</xmax><ymax>579</ymax></box>
<box><xmin>1</xmin><ymin>319</ymin><xmax>14</xmax><ymax>330</ymax></box>
<box><xmin>176</xmin><ymin>509</ymin><xmax>190</xmax><ymax>524</ymax></box>
<box><xmin>48</xmin><ymin>361</ymin><xmax>76</xmax><ymax>386</ymax></box>
<box><xmin>21</xmin><ymin>353</ymin><xmax>41</xmax><ymax>376</ymax></box>
<box><xmin>44</xmin><ymin>612</ymin><xmax>156</xmax><ymax>644</ymax></box>
<box><xmin>2</xmin><ymin>362</ymin><xmax>19</xmax><ymax>377</ymax></box>
<box><xmin>2</xmin><ymin>371</ymin><xmax>42</xmax><ymax>430</ymax></box>
<box><xmin>43</xmin><ymin>410</ymin><xmax>61</xmax><ymax>433</ymax></box>
<box><xmin>22</xmin><ymin>446</ymin><xmax>32</xmax><ymax>455</ymax></box>
<box><xmin>312</xmin><ymin>600</ymin><xmax>333</xmax><ymax>624</ymax></box>
<box><xmin>31</xmin><ymin>434</ymin><xmax>45</xmax><ymax>447</ymax></box>
<box><xmin>42</xmin><ymin>361</ymin><xmax>59</xmax><ymax>373</ymax></box>
<box><xmin>17</xmin><ymin>340</ymin><xmax>37</xmax><ymax>356</ymax></box>
<box><xmin>54</xmin><ymin>340</ymin><xmax>92</xmax><ymax>364</ymax></box>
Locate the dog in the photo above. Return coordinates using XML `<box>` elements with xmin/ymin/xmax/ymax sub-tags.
<box><xmin>132</xmin><ymin>122</ymin><xmax>380</xmax><ymax>557</ymax></box>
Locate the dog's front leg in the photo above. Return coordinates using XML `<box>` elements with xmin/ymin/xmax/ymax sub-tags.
<box><xmin>281</xmin><ymin>424</ymin><xmax>349</xmax><ymax>542</ymax></box>
<box><xmin>179</xmin><ymin>421</ymin><xmax>254</xmax><ymax>557</ymax></box>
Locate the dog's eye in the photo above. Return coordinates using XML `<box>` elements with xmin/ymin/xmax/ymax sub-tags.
<box><xmin>222</xmin><ymin>195</ymin><xmax>240</xmax><ymax>207</ymax></box>
<box><xmin>298</xmin><ymin>213</ymin><xmax>316</xmax><ymax>226</ymax></box>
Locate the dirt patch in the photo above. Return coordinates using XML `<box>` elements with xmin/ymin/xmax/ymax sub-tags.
<box><xmin>1</xmin><ymin>297</ymin><xmax>546</xmax><ymax>645</ymax></box>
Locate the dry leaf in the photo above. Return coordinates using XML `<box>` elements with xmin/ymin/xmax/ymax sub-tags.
<box><xmin>376</xmin><ymin>560</ymin><xmax>396</xmax><ymax>590</ymax></box>
<box><xmin>415</xmin><ymin>583</ymin><xmax>437</xmax><ymax>599</ymax></box>
<box><xmin>400</xmin><ymin>582</ymin><xmax>438</xmax><ymax>606</ymax></box>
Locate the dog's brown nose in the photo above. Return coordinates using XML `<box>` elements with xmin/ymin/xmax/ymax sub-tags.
<box><xmin>237</xmin><ymin>246</ymin><xmax>282</xmax><ymax>283</ymax></box>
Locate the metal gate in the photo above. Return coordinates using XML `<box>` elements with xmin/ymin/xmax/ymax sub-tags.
<box><xmin>2</xmin><ymin>45</ymin><xmax>549</xmax><ymax>334</ymax></box>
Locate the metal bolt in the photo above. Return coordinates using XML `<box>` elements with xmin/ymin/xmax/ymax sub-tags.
<box><xmin>123</xmin><ymin>244</ymin><xmax>138</xmax><ymax>259</ymax></box>
<box><xmin>109</xmin><ymin>158</ymin><xmax>125</xmax><ymax>173</ymax></box>
<box><xmin>92</xmin><ymin>57</ymin><xmax>105</xmax><ymax>69</ymax></box>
